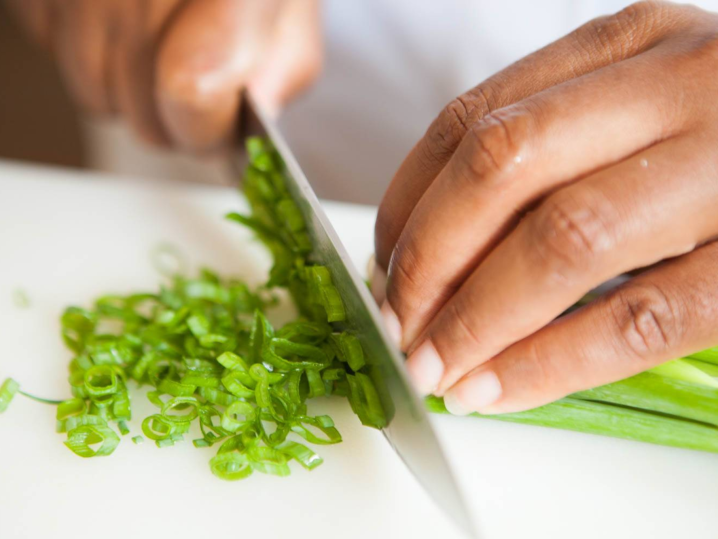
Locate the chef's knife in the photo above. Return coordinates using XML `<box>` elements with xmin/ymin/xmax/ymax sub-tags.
<box><xmin>233</xmin><ymin>94</ymin><xmax>476</xmax><ymax>538</ymax></box>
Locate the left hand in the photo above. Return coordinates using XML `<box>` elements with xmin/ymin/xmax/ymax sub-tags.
<box><xmin>373</xmin><ymin>1</ymin><xmax>718</xmax><ymax>415</ymax></box>
<box><xmin>4</xmin><ymin>0</ymin><xmax>322</xmax><ymax>153</ymax></box>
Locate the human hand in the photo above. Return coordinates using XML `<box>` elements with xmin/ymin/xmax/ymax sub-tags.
<box><xmin>374</xmin><ymin>1</ymin><xmax>718</xmax><ymax>415</ymax></box>
<box><xmin>5</xmin><ymin>0</ymin><xmax>322</xmax><ymax>152</ymax></box>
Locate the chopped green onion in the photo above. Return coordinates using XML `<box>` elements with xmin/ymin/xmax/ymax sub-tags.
<box><xmin>0</xmin><ymin>378</ymin><xmax>20</xmax><ymax>413</ymax></box>
<box><xmin>12</xmin><ymin>288</ymin><xmax>30</xmax><ymax>308</ymax></box>
<box><xmin>276</xmin><ymin>440</ymin><xmax>324</xmax><ymax>470</ymax></box>
<box><xmin>18</xmin><ymin>390</ymin><xmax>63</xmax><ymax>405</ymax></box>
<box><xmin>5</xmin><ymin>137</ymin><xmax>383</xmax><ymax>479</ymax></box>
<box><xmin>210</xmin><ymin>452</ymin><xmax>253</xmax><ymax>481</ymax></box>
<box><xmin>57</xmin><ymin>398</ymin><xmax>86</xmax><ymax>420</ymax></box>
<box><xmin>64</xmin><ymin>425</ymin><xmax>120</xmax><ymax>457</ymax></box>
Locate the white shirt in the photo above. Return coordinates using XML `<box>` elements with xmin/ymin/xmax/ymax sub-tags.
<box><xmin>87</xmin><ymin>0</ymin><xmax>718</xmax><ymax>204</ymax></box>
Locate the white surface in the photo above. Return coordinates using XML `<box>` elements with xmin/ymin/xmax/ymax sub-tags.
<box><xmin>1</xmin><ymin>162</ymin><xmax>718</xmax><ymax>539</ymax></box>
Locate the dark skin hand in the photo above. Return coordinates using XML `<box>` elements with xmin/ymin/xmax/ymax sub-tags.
<box><xmin>5</xmin><ymin>0</ymin><xmax>322</xmax><ymax>153</ymax></box>
<box><xmin>373</xmin><ymin>1</ymin><xmax>718</xmax><ymax>415</ymax></box>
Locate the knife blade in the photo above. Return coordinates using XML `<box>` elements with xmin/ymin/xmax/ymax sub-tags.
<box><xmin>233</xmin><ymin>94</ymin><xmax>476</xmax><ymax>538</ymax></box>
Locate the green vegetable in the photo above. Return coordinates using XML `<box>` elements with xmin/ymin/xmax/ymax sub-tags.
<box><xmin>649</xmin><ymin>358</ymin><xmax>718</xmax><ymax>388</ymax></box>
<box><xmin>1</xmin><ymin>136</ymin><xmax>385</xmax><ymax>480</ymax></box>
<box><xmin>64</xmin><ymin>424</ymin><xmax>120</xmax><ymax>457</ymax></box>
<box><xmin>688</xmin><ymin>348</ymin><xmax>718</xmax><ymax>366</ymax></box>
<box><xmin>426</xmin><ymin>395</ymin><xmax>718</xmax><ymax>453</ymax></box>
<box><xmin>6</xmin><ymin>132</ymin><xmax>718</xmax><ymax>481</ymax></box>
<box><xmin>12</xmin><ymin>289</ymin><xmax>30</xmax><ymax>308</ymax></box>
<box><xmin>0</xmin><ymin>378</ymin><xmax>20</xmax><ymax>413</ymax></box>
<box><xmin>573</xmin><ymin>372</ymin><xmax>718</xmax><ymax>428</ymax></box>
<box><xmin>426</xmin><ymin>354</ymin><xmax>718</xmax><ymax>454</ymax></box>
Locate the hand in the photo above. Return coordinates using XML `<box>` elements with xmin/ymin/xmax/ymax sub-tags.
<box><xmin>374</xmin><ymin>1</ymin><xmax>718</xmax><ymax>416</ymax></box>
<box><xmin>5</xmin><ymin>0</ymin><xmax>322</xmax><ymax>152</ymax></box>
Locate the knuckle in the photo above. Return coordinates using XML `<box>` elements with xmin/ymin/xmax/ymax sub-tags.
<box><xmin>578</xmin><ymin>1</ymin><xmax>671</xmax><ymax>61</ymax></box>
<box><xmin>445</xmin><ymin>301</ymin><xmax>483</xmax><ymax>352</ymax></box>
<box><xmin>520</xmin><ymin>339</ymin><xmax>558</xmax><ymax>391</ymax></box>
<box><xmin>387</xmin><ymin>240</ymin><xmax>431</xmax><ymax>307</ymax></box>
<box><xmin>373</xmin><ymin>204</ymin><xmax>398</xmax><ymax>269</ymax></box>
<box><xmin>684</xmin><ymin>30</ymin><xmax>718</xmax><ymax>67</ymax></box>
<box><xmin>457</xmin><ymin>107</ymin><xmax>532</xmax><ymax>189</ymax></box>
<box><xmin>531</xmin><ymin>191</ymin><xmax>615</xmax><ymax>284</ymax></box>
<box><xmin>429</xmin><ymin>97</ymin><xmax>473</xmax><ymax>159</ymax></box>
<box><xmin>426</xmin><ymin>87</ymin><xmax>496</xmax><ymax>162</ymax></box>
<box><xmin>609</xmin><ymin>283</ymin><xmax>682</xmax><ymax>358</ymax></box>
<box><xmin>613</xmin><ymin>1</ymin><xmax>665</xmax><ymax>38</ymax></box>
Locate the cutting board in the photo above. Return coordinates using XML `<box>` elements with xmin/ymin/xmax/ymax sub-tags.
<box><xmin>1</xmin><ymin>161</ymin><xmax>717</xmax><ymax>539</ymax></box>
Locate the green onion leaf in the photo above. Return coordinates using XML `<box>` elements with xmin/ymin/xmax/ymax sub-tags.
<box><xmin>64</xmin><ymin>425</ymin><xmax>120</xmax><ymax>458</ymax></box>
<box><xmin>210</xmin><ymin>452</ymin><xmax>253</xmax><ymax>481</ymax></box>
<box><xmin>0</xmin><ymin>378</ymin><xmax>20</xmax><ymax>413</ymax></box>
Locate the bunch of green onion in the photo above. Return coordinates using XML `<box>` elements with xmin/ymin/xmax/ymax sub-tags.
<box><xmin>428</xmin><ymin>349</ymin><xmax>718</xmax><ymax>452</ymax></box>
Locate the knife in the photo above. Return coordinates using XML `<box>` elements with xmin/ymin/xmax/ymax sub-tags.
<box><xmin>233</xmin><ymin>94</ymin><xmax>476</xmax><ymax>538</ymax></box>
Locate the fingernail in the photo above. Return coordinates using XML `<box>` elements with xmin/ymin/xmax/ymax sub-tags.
<box><xmin>405</xmin><ymin>340</ymin><xmax>444</xmax><ymax>396</ymax></box>
<box><xmin>380</xmin><ymin>301</ymin><xmax>402</xmax><ymax>347</ymax></box>
<box><xmin>370</xmin><ymin>259</ymin><xmax>387</xmax><ymax>304</ymax></box>
<box><xmin>444</xmin><ymin>370</ymin><xmax>502</xmax><ymax>416</ymax></box>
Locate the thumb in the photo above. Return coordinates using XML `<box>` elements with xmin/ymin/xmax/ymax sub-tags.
<box><xmin>248</xmin><ymin>0</ymin><xmax>323</xmax><ymax>117</ymax></box>
<box><xmin>156</xmin><ymin>0</ymin><xmax>283</xmax><ymax>153</ymax></box>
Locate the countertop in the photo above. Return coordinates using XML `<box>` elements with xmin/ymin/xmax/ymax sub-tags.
<box><xmin>1</xmin><ymin>161</ymin><xmax>717</xmax><ymax>539</ymax></box>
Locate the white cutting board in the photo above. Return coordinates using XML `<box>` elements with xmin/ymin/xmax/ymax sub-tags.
<box><xmin>1</xmin><ymin>161</ymin><xmax>717</xmax><ymax>539</ymax></box>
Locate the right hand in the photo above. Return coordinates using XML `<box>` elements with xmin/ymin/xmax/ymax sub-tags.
<box><xmin>5</xmin><ymin>0</ymin><xmax>323</xmax><ymax>153</ymax></box>
<box><xmin>373</xmin><ymin>1</ymin><xmax>718</xmax><ymax>415</ymax></box>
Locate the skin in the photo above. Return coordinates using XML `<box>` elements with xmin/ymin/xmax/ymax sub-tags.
<box><xmin>373</xmin><ymin>1</ymin><xmax>718</xmax><ymax>416</ymax></box>
<box><xmin>5</xmin><ymin>0</ymin><xmax>323</xmax><ymax>153</ymax></box>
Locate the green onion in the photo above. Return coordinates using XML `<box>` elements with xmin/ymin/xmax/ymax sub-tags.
<box><xmin>426</xmin><ymin>396</ymin><xmax>718</xmax><ymax>453</ymax></box>
<box><xmin>12</xmin><ymin>288</ymin><xmax>30</xmax><ymax>308</ymax></box>
<box><xmin>573</xmin><ymin>372</ymin><xmax>718</xmax><ymax>428</ymax></box>
<box><xmin>649</xmin><ymin>358</ymin><xmax>718</xmax><ymax>388</ymax></box>
<box><xmin>684</xmin><ymin>358</ymin><xmax>718</xmax><ymax>378</ymax></box>
<box><xmin>0</xmin><ymin>136</ymin><xmax>386</xmax><ymax>479</ymax></box>
<box><xmin>688</xmin><ymin>348</ymin><xmax>718</xmax><ymax>366</ymax></box>
<box><xmin>0</xmin><ymin>378</ymin><xmax>20</xmax><ymax>413</ymax></box>
<box><xmin>64</xmin><ymin>425</ymin><xmax>120</xmax><ymax>457</ymax></box>
<box><xmin>210</xmin><ymin>452</ymin><xmax>253</xmax><ymax>481</ymax></box>
<box><xmin>12</xmin><ymin>132</ymin><xmax>717</xmax><ymax>480</ymax></box>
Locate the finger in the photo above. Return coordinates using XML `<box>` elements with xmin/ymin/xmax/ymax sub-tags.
<box><xmin>373</xmin><ymin>2</ymin><xmax>685</xmax><ymax>272</ymax></box>
<box><xmin>443</xmin><ymin>240</ymin><xmax>718</xmax><ymax>415</ymax></box>
<box><xmin>156</xmin><ymin>0</ymin><xmax>283</xmax><ymax>153</ymax></box>
<box><xmin>247</xmin><ymin>0</ymin><xmax>322</xmax><ymax>116</ymax></box>
<box><xmin>112</xmin><ymin>0</ymin><xmax>183</xmax><ymax>147</ymax></box>
<box><xmin>366</xmin><ymin>255</ymin><xmax>387</xmax><ymax>305</ymax></box>
<box><xmin>52</xmin><ymin>0</ymin><xmax>116</xmax><ymax>115</ymax></box>
<box><xmin>407</xmin><ymin>131</ymin><xmax>718</xmax><ymax>397</ymax></box>
<box><xmin>5</xmin><ymin>0</ymin><xmax>53</xmax><ymax>48</ymax></box>
<box><xmin>385</xmin><ymin>49</ymin><xmax>686</xmax><ymax>348</ymax></box>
